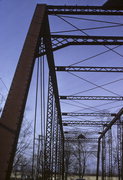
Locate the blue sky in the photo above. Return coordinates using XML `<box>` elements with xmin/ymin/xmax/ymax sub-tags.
<box><xmin>0</xmin><ymin>0</ymin><xmax>106</xmax><ymax>91</ymax></box>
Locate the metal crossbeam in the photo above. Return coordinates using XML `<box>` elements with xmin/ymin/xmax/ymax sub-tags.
<box><xmin>96</xmin><ymin>108</ymin><xmax>123</xmax><ymax>180</ymax></box>
<box><xmin>62</xmin><ymin>120</ymin><xmax>112</xmax><ymax>126</ymax></box>
<box><xmin>99</xmin><ymin>108</ymin><xmax>123</xmax><ymax>140</ymax></box>
<box><xmin>38</xmin><ymin>35</ymin><xmax>123</xmax><ymax>56</ymax></box>
<box><xmin>65</xmin><ymin>137</ymin><xmax>98</xmax><ymax>142</ymax></box>
<box><xmin>65</xmin><ymin>150</ymin><xmax>97</xmax><ymax>153</ymax></box>
<box><xmin>62</xmin><ymin>112</ymin><xmax>116</xmax><ymax>117</ymax></box>
<box><xmin>60</xmin><ymin>96</ymin><xmax>123</xmax><ymax>101</ymax></box>
<box><xmin>48</xmin><ymin>5</ymin><xmax>123</xmax><ymax>15</ymax></box>
<box><xmin>55</xmin><ymin>66</ymin><xmax>123</xmax><ymax>73</ymax></box>
<box><xmin>51</xmin><ymin>35</ymin><xmax>123</xmax><ymax>48</ymax></box>
<box><xmin>64</xmin><ymin>130</ymin><xmax>99</xmax><ymax>134</ymax></box>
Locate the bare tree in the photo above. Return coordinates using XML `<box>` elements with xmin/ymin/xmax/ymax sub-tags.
<box><xmin>71</xmin><ymin>138</ymin><xmax>93</xmax><ymax>178</ymax></box>
<box><xmin>64</xmin><ymin>142</ymin><xmax>74</xmax><ymax>180</ymax></box>
<box><xmin>12</xmin><ymin>118</ymin><xmax>32</xmax><ymax>179</ymax></box>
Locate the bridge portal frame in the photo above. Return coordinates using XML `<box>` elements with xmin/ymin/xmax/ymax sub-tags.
<box><xmin>0</xmin><ymin>4</ymin><xmax>123</xmax><ymax>180</ymax></box>
<box><xmin>0</xmin><ymin>5</ymin><xmax>64</xmax><ymax>180</ymax></box>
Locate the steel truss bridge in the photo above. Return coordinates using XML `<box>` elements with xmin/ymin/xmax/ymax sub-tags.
<box><xmin>0</xmin><ymin>3</ymin><xmax>123</xmax><ymax>180</ymax></box>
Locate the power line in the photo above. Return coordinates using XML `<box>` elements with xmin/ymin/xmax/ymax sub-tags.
<box><xmin>72</xmin><ymin>100</ymin><xmax>103</xmax><ymax>112</ymax></box>
<box><xmin>56</xmin><ymin>15</ymin><xmax>123</xmax><ymax>25</ymax></box>
<box><xmin>0</xmin><ymin>77</ymin><xmax>8</xmax><ymax>92</ymax></box>
<box><xmin>70</xmin><ymin>77</ymin><xmax>123</xmax><ymax>96</ymax></box>
<box><xmin>61</xmin><ymin>100</ymin><xmax>111</xmax><ymax>118</ymax></box>
<box><xmin>69</xmin><ymin>45</ymin><xmax>120</xmax><ymax>66</ymax></box>
<box><xmin>61</xmin><ymin>100</ymin><xmax>100</xmax><ymax>112</ymax></box>
<box><xmin>103</xmin><ymin>104</ymin><xmax>123</xmax><ymax>111</ymax></box>
<box><xmin>72</xmin><ymin>100</ymin><xmax>121</xmax><ymax>114</ymax></box>
<box><xmin>52</xmin><ymin>24</ymin><xmax>123</xmax><ymax>34</ymax></box>
<box><xmin>68</xmin><ymin>72</ymin><xmax>121</xmax><ymax>96</ymax></box>
<box><xmin>60</xmin><ymin>97</ymin><xmax>122</xmax><ymax>114</ymax></box>
<box><xmin>56</xmin><ymin>15</ymin><xmax>123</xmax><ymax>65</ymax></box>
<box><xmin>56</xmin><ymin>15</ymin><xmax>88</xmax><ymax>36</ymax></box>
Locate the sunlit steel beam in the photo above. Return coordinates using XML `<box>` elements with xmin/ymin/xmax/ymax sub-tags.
<box><xmin>38</xmin><ymin>35</ymin><xmax>123</xmax><ymax>56</ymax></box>
<box><xmin>55</xmin><ymin>66</ymin><xmax>123</xmax><ymax>73</ymax></box>
<box><xmin>60</xmin><ymin>96</ymin><xmax>123</xmax><ymax>101</ymax></box>
<box><xmin>62</xmin><ymin>112</ymin><xmax>116</xmax><ymax>117</ymax></box>
<box><xmin>99</xmin><ymin>108</ymin><xmax>123</xmax><ymax>140</ymax></box>
<box><xmin>62</xmin><ymin>120</ymin><xmax>114</xmax><ymax>126</ymax></box>
<box><xmin>48</xmin><ymin>5</ymin><xmax>123</xmax><ymax>15</ymax></box>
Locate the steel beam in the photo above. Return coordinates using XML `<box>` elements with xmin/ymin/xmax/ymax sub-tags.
<box><xmin>60</xmin><ymin>95</ymin><xmax>123</xmax><ymax>101</ymax></box>
<box><xmin>44</xmin><ymin>75</ymin><xmax>54</xmax><ymax>180</ymax></box>
<box><xmin>51</xmin><ymin>35</ymin><xmax>123</xmax><ymax>48</ymax></box>
<box><xmin>97</xmin><ymin>109</ymin><xmax>123</xmax><ymax>180</ymax></box>
<box><xmin>52</xmin><ymin>107</ymin><xmax>59</xmax><ymax>180</ymax></box>
<box><xmin>56</xmin><ymin>125</ymin><xmax>60</xmax><ymax>178</ymax></box>
<box><xmin>62</xmin><ymin>112</ymin><xmax>116</xmax><ymax>117</ymax></box>
<box><xmin>65</xmin><ymin>150</ymin><xmax>97</xmax><ymax>153</ymax></box>
<box><xmin>43</xmin><ymin>12</ymin><xmax>64</xmax><ymax>180</ymax></box>
<box><xmin>96</xmin><ymin>139</ymin><xmax>101</xmax><ymax>180</ymax></box>
<box><xmin>102</xmin><ymin>135</ymin><xmax>106</xmax><ymax>180</ymax></box>
<box><xmin>55</xmin><ymin>66</ymin><xmax>123</xmax><ymax>73</ymax></box>
<box><xmin>38</xmin><ymin>35</ymin><xmax>123</xmax><ymax>56</ymax></box>
<box><xmin>57</xmin><ymin>127</ymin><xmax>62</xmax><ymax>179</ymax></box>
<box><xmin>65</xmin><ymin>138</ymin><xmax>98</xmax><ymax>142</ymax></box>
<box><xmin>99</xmin><ymin>108</ymin><xmax>123</xmax><ymax>140</ymax></box>
<box><xmin>47</xmin><ymin>5</ymin><xmax>123</xmax><ymax>15</ymax></box>
<box><xmin>117</xmin><ymin>119</ymin><xmax>121</xmax><ymax>179</ymax></box>
<box><xmin>43</xmin><ymin>11</ymin><xmax>64</xmax><ymax>139</ymax></box>
<box><xmin>0</xmin><ymin>5</ymin><xmax>47</xmax><ymax>180</ymax></box>
<box><xmin>121</xmin><ymin>119</ymin><xmax>123</xmax><ymax>180</ymax></box>
<box><xmin>61</xmin><ymin>133</ymin><xmax>64</xmax><ymax>180</ymax></box>
<box><xmin>108</xmin><ymin>129</ymin><xmax>112</xmax><ymax>179</ymax></box>
<box><xmin>62</xmin><ymin>120</ymin><xmax>113</xmax><ymax>126</ymax></box>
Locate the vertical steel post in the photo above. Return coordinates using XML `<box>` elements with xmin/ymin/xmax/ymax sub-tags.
<box><xmin>108</xmin><ymin>129</ymin><xmax>112</xmax><ymax>180</ymax></box>
<box><xmin>52</xmin><ymin>106</ymin><xmax>58</xmax><ymax>180</ymax></box>
<box><xmin>121</xmin><ymin>119</ymin><xmax>123</xmax><ymax>180</ymax></box>
<box><xmin>60</xmin><ymin>131</ymin><xmax>64</xmax><ymax>180</ymax></box>
<box><xmin>43</xmin><ymin>12</ymin><xmax>64</xmax><ymax>180</ymax></box>
<box><xmin>78</xmin><ymin>140</ymin><xmax>81</xmax><ymax>178</ymax></box>
<box><xmin>96</xmin><ymin>139</ymin><xmax>101</xmax><ymax>180</ymax></box>
<box><xmin>62</xmin><ymin>135</ymin><xmax>65</xmax><ymax>180</ymax></box>
<box><xmin>57</xmin><ymin>125</ymin><xmax>60</xmax><ymax>179</ymax></box>
<box><xmin>44</xmin><ymin>75</ymin><xmax>54</xmax><ymax>180</ymax></box>
<box><xmin>102</xmin><ymin>135</ymin><xmax>106</xmax><ymax>180</ymax></box>
<box><xmin>117</xmin><ymin>118</ymin><xmax>121</xmax><ymax>180</ymax></box>
<box><xmin>43</xmin><ymin>7</ymin><xmax>64</xmax><ymax>140</ymax></box>
<box><xmin>59</xmin><ymin>131</ymin><xmax>62</xmax><ymax>179</ymax></box>
<box><xmin>0</xmin><ymin>5</ymin><xmax>46</xmax><ymax>180</ymax></box>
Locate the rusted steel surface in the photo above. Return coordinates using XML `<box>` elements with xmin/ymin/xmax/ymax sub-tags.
<box><xmin>0</xmin><ymin>5</ymin><xmax>46</xmax><ymax>180</ymax></box>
